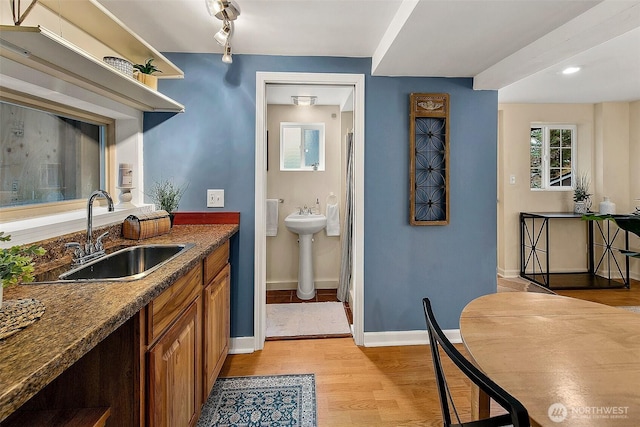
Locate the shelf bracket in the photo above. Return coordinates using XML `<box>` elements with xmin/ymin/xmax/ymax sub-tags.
<box><xmin>10</xmin><ymin>0</ymin><xmax>38</xmax><ymax>25</ymax></box>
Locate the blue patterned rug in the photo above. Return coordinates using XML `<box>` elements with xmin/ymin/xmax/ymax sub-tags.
<box><xmin>197</xmin><ymin>374</ymin><xmax>317</xmax><ymax>426</ymax></box>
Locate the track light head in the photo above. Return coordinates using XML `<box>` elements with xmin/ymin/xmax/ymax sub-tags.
<box><xmin>214</xmin><ymin>20</ymin><xmax>232</xmax><ymax>46</ymax></box>
<box><xmin>205</xmin><ymin>0</ymin><xmax>241</xmax><ymax>21</ymax></box>
<box><xmin>222</xmin><ymin>43</ymin><xmax>233</xmax><ymax>64</ymax></box>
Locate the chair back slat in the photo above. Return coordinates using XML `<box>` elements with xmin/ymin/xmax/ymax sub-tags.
<box><xmin>423</xmin><ymin>297</ymin><xmax>531</xmax><ymax>427</ymax></box>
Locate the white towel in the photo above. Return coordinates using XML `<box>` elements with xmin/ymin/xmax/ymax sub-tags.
<box><xmin>266</xmin><ymin>199</ymin><xmax>279</xmax><ymax>236</ymax></box>
<box><xmin>325</xmin><ymin>203</ymin><xmax>340</xmax><ymax>236</ymax></box>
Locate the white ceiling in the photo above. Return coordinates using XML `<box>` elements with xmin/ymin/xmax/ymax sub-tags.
<box><xmin>98</xmin><ymin>0</ymin><xmax>640</xmax><ymax>104</ymax></box>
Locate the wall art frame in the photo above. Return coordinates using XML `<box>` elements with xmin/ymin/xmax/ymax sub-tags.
<box><xmin>409</xmin><ymin>93</ymin><xmax>450</xmax><ymax>225</ymax></box>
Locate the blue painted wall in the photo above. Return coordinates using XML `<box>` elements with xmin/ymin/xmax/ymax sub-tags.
<box><xmin>144</xmin><ymin>54</ymin><xmax>497</xmax><ymax>337</ymax></box>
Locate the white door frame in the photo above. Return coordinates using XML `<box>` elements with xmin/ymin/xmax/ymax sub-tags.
<box><xmin>254</xmin><ymin>72</ymin><xmax>365</xmax><ymax>350</ymax></box>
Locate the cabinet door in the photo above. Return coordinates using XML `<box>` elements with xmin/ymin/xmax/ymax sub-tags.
<box><xmin>203</xmin><ymin>264</ymin><xmax>230</xmax><ymax>398</ymax></box>
<box><xmin>148</xmin><ymin>298</ymin><xmax>202</xmax><ymax>427</ymax></box>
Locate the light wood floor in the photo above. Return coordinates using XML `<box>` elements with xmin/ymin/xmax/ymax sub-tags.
<box><xmin>555</xmin><ymin>277</ymin><xmax>640</xmax><ymax>305</ymax></box>
<box><xmin>220</xmin><ymin>337</ymin><xmax>472</xmax><ymax>426</ymax></box>
<box><xmin>219</xmin><ymin>277</ymin><xmax>640</xmax><ymax>426</ymax></box>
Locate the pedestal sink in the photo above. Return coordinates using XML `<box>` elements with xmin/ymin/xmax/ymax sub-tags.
<box><xmin>284</xmin><ymin>212</ymin><xmax>327</xmax><ymax>300</ymax></box>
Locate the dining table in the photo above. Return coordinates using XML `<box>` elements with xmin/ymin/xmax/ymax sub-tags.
<box><xmin>460</xmin><ymin>292</ymin><xmax>640</xmax><ymax>427</ymax></box>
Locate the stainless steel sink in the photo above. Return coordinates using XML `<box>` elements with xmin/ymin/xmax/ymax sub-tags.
<box><xmin>31</xmin><ymin>243</ymin><xmax>195</xmax><ymax>283</ymax></box>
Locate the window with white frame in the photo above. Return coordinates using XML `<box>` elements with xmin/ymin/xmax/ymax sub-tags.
<box><xmin>530</xmin><ymin>124</ymin><xmax>576</xmax><ymax>190</ymax></box>
<box><xmin>0</xmin><ymin>92</ymin><xmax>113</xmax><ymax>221</ymax></box>
<box><xmin>280</xmin><ymin>122</ymin><xmax>325</xmax><ymax>171</ymax></box>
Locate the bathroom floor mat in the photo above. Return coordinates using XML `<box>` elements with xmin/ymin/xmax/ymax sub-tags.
<box><xmin>266</xmin><ymin>302</ymin><xmax>351</xmax><ymax>339</ymax></box>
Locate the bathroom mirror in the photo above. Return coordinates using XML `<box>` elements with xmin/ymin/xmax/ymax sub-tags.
<box><xmin>280</xmin><ymin>122</ymin><xmax>325</xmax><ymax>171</ymax></box>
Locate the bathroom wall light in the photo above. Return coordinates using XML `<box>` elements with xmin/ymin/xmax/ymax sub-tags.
<box><xmin>292</xmin><ymin>96</ymin><xmax>317</xmax><ymax>106</ymax></box>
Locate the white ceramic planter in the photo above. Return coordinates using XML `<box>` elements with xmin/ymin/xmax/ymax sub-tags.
<box><xmin>574</xmin><ymin>201</ymin><xmax>588</xmax><ymax>214</ymax></box>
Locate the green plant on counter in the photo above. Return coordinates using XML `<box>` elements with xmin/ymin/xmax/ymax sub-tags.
<box><xmin>147</xmin><ymin>178</ymin><xmax>188</xmax><ymax>213</ymax></box>
<box><xmin>0</xmin><ymin>232</ymin><xmax>46</xmax><ymax>287</ymax></box>
<box><xmin>133</xmin><ymin>58</ymin><xmax>162</xmax><ymax>75</ymax></box>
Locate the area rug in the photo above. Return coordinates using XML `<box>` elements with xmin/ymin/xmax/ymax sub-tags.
<box><xmin>266</xmin><ymin>302</ymin><xmax>351</xmax><ymax>338</ymax></box>
<box><xmin>197</xmin><ymin>374</ymin><xmax>317</xmax><ymax>427</ymax></box>
<box><xmin>619</xmin><ymin>306</ymin><xmax>640</xmax><ymax>313</ymax></box>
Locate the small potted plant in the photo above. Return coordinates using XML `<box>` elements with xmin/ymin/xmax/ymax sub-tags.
<box><xmin>147</xmin><ymin>178</ymin><xmax>188</xmax><ymax>226</ymax></box>
<box><xmin>573</xmin><ymin>172</ymin><xmax>591</xmax><ymax>213</ymax></box>
<box><xmin>133</xmin><ymin>58</ymin><xmax>162</xmax><ymax>90</ymax></box>
<box><xmin>0</xmin><ymin>232</ymin><xmax>45</xmax><ymax>308</ymax></box>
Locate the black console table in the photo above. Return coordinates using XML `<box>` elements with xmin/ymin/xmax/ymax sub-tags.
<box><xmin>520</xmin><ymin>212</ymin><xmax>630</xmax><ymax>290</ymax></box>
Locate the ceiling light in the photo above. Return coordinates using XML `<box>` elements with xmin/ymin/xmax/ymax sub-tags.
<box><xmin>562</xmin><ymin>66</ymin><xmax>581</xmax><ymax>75</ymax></box>
<box><xmin>206</xmin><ymin>0</ymin><xmax>240</xmax><ymax>64</ymax></box>
<box><xmin>222</xmin><ymin>43</ymin><xmax>233</xmax><ymax>64</ymax></box>
<box><xmin>292</xmin><ymin>96</ymin><xmax>317</xmax><ymax>106</ymax></box>
<box><xmin>205</xmin><ymin>0</ymin><xmax>241</xmax><ymax>21</ymax></box>
<box><xmin>214</xmin><ymin>20</ymin><xmax>232</xmax><ymax>46</ymax></box>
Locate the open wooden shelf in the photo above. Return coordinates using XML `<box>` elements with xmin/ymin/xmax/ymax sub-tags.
<box><xmin>0</xmin><ymin>25</ymin><xmax>185</xmax><ymax>112</ymax></box>
<box><xmin>37</xmin><ymin>0</ymin><xmax>183</xmax><ymax>79</ymax></box>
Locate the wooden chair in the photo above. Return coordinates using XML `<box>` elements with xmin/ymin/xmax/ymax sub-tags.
<box><xmin>422</xmin><ymin>298</ymin><xmax>530</xmax><ymax>427</ymax></box>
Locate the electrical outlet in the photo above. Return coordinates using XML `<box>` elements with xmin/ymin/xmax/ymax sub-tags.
<box><xmin>207</xmin><ymin>189</ymin><xmax>224</xmax><ymax>208</ymax></box>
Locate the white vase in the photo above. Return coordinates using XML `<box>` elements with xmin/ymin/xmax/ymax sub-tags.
<box><xmin>574</xmin><ymin>201</ymin><xmax>588</xmax><ymax>214</ymax></box>
<box><xmin>599</xmin><ymin>197</ymin><xmax>616</xmax><ymax>215</ymax></box>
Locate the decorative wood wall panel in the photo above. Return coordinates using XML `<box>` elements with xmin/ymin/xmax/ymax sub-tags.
<box><xmin>410</xmin><ymin>93</ymin><xmax>450</xmax><ymax>225</ymax></box>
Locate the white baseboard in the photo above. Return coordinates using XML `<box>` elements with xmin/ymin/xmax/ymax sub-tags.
<box><xmin>266</xmin><ymin>280</ymin><xmax>338</xmax><ymax>291</ymax></box>
<box><xmin>363</xmin><ymin>329</ymin><xmax>461</xmax><ymax>347</ymax></box>
<box><xmin>229</xmin><ymin>330</ymin><xmax>461</xmax><ymax>352</ymax></box>
<box><xmin>498</xmin><ymin>268</ymin><xmax>520</xmax><ymax>278</ymax></box>
<box><xmin>229</xmin><ymin>337</ymin><xmax>255</xmax><ymax>354</ymax></box>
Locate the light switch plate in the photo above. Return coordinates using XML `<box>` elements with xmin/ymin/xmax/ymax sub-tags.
<box><xmin>207</xmin><ymin>189</ymin><xmax>224</xmax><ymax>207</ymax></box>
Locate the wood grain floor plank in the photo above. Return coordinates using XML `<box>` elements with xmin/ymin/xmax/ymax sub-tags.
<box><xmin>219</xmin><ymin>282</ymin><xmax>640</xmax><ymax>425</ymax></box>
<box><xmin>219</xmin><ymin>338</ymin><xmax>472</xmax><ymax>426</ymax></box>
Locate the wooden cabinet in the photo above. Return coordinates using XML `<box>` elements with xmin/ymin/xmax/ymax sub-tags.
<box><xmin>148</xmin><ymin>298</ymin><xmax>202</xmax><ymax>427</ymax></box>
<box><xmin>202</xmin><ymin>241</ymin><xmax>230</xmax><ymax>399</ymax></box>
<box><xmin>2</xmin><ymin>234</ymin><xmax>234</xmax><ymax>427</ymax></box>
<box><xmin>203</xmin><ymin>264</ymin><xmax>230</xmax><ymax>397</ymax></box>
<box><xmin>146</xmin><ymin>264</ymin><xmax>203</xmax><ymax>427</ymax></box>
<box><xmin>145</xmin><ymin>241</ymin><xmax>231</xmax><ymax>426</ymax></box>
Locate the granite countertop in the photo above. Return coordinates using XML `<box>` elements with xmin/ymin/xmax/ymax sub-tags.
<box><xmin>0</xmin><ymin>224</ymin><xmax>238</xmax><ymax>421</ymax></box>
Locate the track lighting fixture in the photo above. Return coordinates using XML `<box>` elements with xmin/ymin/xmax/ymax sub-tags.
<box><xmin>205</xmin><ymin>0</ymin><xmax>240</xmax><ymax>63</ymax></box>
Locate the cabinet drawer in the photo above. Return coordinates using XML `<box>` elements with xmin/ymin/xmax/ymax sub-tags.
<box><xmin>204</xmin><ymin>241</ymin><xmax>229</xmax><ymax>285</ymax></box>
<box><xmin>147</xmin><ymin>264</ymin><xmax>202</xmax><ymax>344</ymax></box>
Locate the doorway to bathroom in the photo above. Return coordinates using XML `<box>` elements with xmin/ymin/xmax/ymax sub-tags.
<box><xmin>254</xmin><ymin>72</ymin><xmax>365</xmax><ymax>350</ymax></box>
